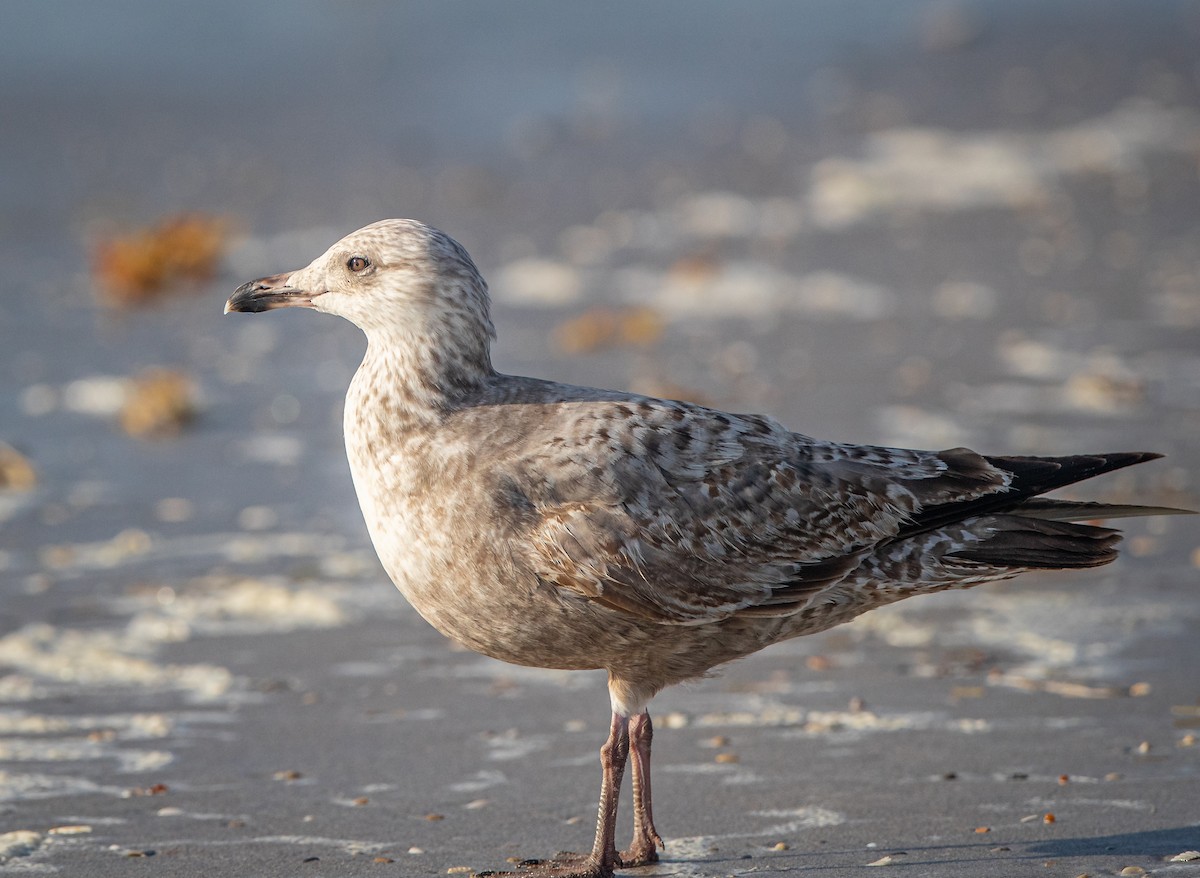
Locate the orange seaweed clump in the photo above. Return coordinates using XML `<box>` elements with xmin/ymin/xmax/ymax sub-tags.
<box><xmin>0</xmin><ymin>441</ymin><xmax>37</xmax><ymax>490</ymax></box>
<box><xmin>552</xmin><ymin>306</ymin><xmax>665</xmax><ymax>355</ymax></box>
<box><xmin>92</xmin><ymin>214</ymin><xmax>229</xmax><ymax>306</ymax></box>
<box><xmin>119</xmin><ymin>368</ymin><xmax>197</xmax><ymax>438</ymax></box>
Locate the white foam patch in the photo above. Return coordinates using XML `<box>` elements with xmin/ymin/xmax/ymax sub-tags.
<box><xmin>849</xmin><ymin>585</ymin><xmax>1194</xmax><ymax>684</ymax></box>
<box><xmin>233</xmin><ymin>434</ymin><xmax>305</xmax><ymax>467</ymax></box>
<box><xmin>807</xmin><ymin>100</ymin><xmax>1200</xmax><ymax>228</ymax></box>
<box><xmin>692</xmin><ymin>705</ymin><xmax>805</xmax><ymax>727</ymax></box>
<box><xmin>149</xmin><ymin>835</ymin><xmax>392</xmax><ymax>856</ymax></box>
<box><xmin>0</xmin><ymin>830</ymin><xmax>43</xmax><ymax>861</ymax></box>
<box><xmin>38</xmin><ymin>531</ymin><xmax>350</xmax><ymax>576</ymax></box>
<box><xmin>618</xmin><ymin>264</ymin><xmax>893</xmax><ymax>321</ymax></box>
<box><xmin>491</xmin><ymin>258</ymin><xmax>585</xmax><ymax>306</ymax></box>
<box><xmin>674</xmin><ymin>695</ymin><xmax>988</xmax><ymax>739</ymax></box>
<box><xmin>0</xmin><ymin>739</ymin><xmax>171</xmax><ymax>773</ymax></box>
<box><xmin>155</xmin><ymin>809</ymin><xmax>242</xmax><ymax>821</ymax></box>
<box><xmin>0</xmin><ymin>495</ymin><xmax>34</xmax><ymax>527</ymax></box>
<box><xmin>446</xmin><ymin>769</ymin><xmax>508</xmax><ymax>793</ymax></box>
<box><xmin>0</xmin><ymin>771</ymin><xmax>126</xmax><ymax>802</ymax></box>
<box><xmin>126</xmin><ymin>577</ymin><xmax>346</xmax><ymax>637</ymax></box>
<box><xmin>669</xmin><ymin>805</ymin><xmax>845</xmax><ymax>851</ymax></box>
<box><xmin>60</xmin><ymin>376</ymin><xmax>128</xmax><ymax>417</ymax></box>
<box><xmin>661</xmin><ymin>763</ymin><xmax>764</xmax><ymax>786</ymax></box>
<box><xmin>0</xmin><ymin>624</ymin><xmax>232</xmax><ymax>701</ymax></box>
<box><xmin>0</xmin><ymin>711</ymin><xmax>170</xmax><ymax>737</ymax></box>
<box><xmin>669</xmin><ymin>192</ymin><xmax>805</xmax><ymax>241</ymax></box>
<box><xmin>483</xmin><ymin>731</ymin><xmax>552</xmax><ymax>762</ymax></box>
<box><xmin>1027</xmin><ymin>796</ymin><xmax>1155</xmax><ymax>813</ymax></box>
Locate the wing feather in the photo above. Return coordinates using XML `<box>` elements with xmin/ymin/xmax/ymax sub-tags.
<box><xmin>498</xmin><ymin>398</ymin><xmax>1013</xmax><ymax>625</ymax></box>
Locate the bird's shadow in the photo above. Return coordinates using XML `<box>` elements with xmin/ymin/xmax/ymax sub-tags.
<box><xmin>642</xmin><ymin>825</ymin><xmax>1200</xmax><ymax>874</ymax></box>
<box><xmin>1026</xmin><ymin>824</ymin><xmax>1200</xmax><ymax>858</ymax></box>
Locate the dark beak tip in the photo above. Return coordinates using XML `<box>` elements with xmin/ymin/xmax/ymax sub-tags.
<box><xmin>225</xmin><ymin>273</ymin><xmax>310</xmax><ymax>314</ymax></box>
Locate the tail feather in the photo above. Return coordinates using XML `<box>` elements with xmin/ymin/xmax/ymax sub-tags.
<box><xmin>1015</xmin><ymin>498</ymin><xmax>1196</xmax><ymax>522</ymax></box>
<box><xmin>898</xmin><ymin>451</ymin><xmax>1168</xmax><ymax>540</ymax></box>
<box><xmin>889</xmin><ymin>450</ymin><xmax>1191</xmax><ymax>578</ymax></box>
<box><xmin>948</xmin><ymin>516</ymin><xmax>1122</xmax><ymax>570</ymax></box>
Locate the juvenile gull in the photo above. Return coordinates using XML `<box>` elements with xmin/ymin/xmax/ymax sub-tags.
<box><xmin>226</xmin><ymin>219</ymin><xmax>1184</xmax><ymax>878</ymax></box>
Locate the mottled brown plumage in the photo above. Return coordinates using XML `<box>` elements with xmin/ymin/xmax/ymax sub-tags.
<box><xmin>227</xmin><ymin>219</ymin><xmax>1182</xmax><ymax>878</ymax></box>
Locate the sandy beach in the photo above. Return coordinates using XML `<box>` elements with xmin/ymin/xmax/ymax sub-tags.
<box><xmin>1</xmin><ymin>2</ymin><xmax>1198</xmax><ymax>875</ymax></box>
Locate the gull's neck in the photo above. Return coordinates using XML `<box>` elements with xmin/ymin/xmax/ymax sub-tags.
<box><xmin>348</xmin><ymin>322</ymin><xmax>495</xmax><ymax>433</ymax></box>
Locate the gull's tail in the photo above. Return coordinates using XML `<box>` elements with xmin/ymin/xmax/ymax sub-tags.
<box><xmin>863</xmin><ymin>451</ymin><xmax>1192</xmax><ymax>585</ymax></box>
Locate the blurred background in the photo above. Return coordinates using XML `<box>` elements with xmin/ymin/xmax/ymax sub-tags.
<box><xmin>1</xmin><ymin>2</ymin><xmax>1198</xmax><ymax>875</ymax></box>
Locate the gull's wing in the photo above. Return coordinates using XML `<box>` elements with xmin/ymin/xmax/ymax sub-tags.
<box><xmin>485</xmin><ymin>395</ymin><xmax>1030</xmax><ymax>625</ymax></box>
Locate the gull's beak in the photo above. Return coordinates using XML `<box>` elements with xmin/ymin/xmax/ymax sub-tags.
<box><xmin>224</xmin><ymin>272</ymin><xmax>315</xmax><ymax>314</ymax></box>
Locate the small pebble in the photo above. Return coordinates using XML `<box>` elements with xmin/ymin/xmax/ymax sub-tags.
<box><xmin>1135</xmin><ymin>741</ymin><xmax>1151</xmax><ymax>754</ymax></box>
<box><xmin>1057</xmin><ymin>774</ymin><xmax>1069</xmax><ymax>785</ymax></box>
<box><xmin>1169</xmin><ymin>851</ymin><xmax>1200</xmax><ymax>862</ymax></box>
<box><xmin>1043</xmin><ymin>813</ymin><xmax>1056</xmax><ymax>824</ymax></box>
<box><xmin>353</xmin><ymin>796</ymin><xmax>369</xmax><ymax>806</ymax></box>
<box><xmin>772</xmin><ymin>842</ymin><xmax>789</xmax><ymax>851</ymax></box>
<box><xmin>715</xmin><ymin>752</ymin><xmax>739</xmax><ymax>764</ymax></box>
<box><xmin>447</xmin><ymin>867</ymin><xmax>472</xmax><ymax>874</ymax></box>
<box><xmin>1180</xmin><ymin>733</ymin><xmax>1197</xmax><ymax>747</ymax></box>
<box><xmin>866</xmin><ymin>855</ymin><xmax>895</xmax><ymax>866</ymax></box>
<box><xmin>974</xmin><ymin>826</ymin><xmax>990</xmax><ymax>834</ymax></box>
<box><xmin>373</xmin><ymin>857</ymin><xmax>395</xmax><ymax>864</ymax></box>
<box><xmin>1119</xmin><ymin>867</ymin><xmax>1146</xmax><ymax>876</ymax></box>
<box><xmin>1128</xmin><ymin>681</ymin><xmax>1152</xmax><ymax>696</ymax></box>
<box><xmin>274</xmin><ymin>770</ymin><xmax>303</xmax><ymax>781</ymax></box>
<box><xmin>424</xmin><ymin>813</ymin><xmax>445</xmax><ymax>821</ymax></box>
<box><xmin>409</xmin><ymin>847</ymin><xmax>424</xmax><ymax>855</ymax></box>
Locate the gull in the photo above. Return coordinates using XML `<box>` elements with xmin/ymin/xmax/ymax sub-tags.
<box><xmin>226</xmin><ymin>218</ymin><xmax>1184</xmax><ymax>878</ymax></box>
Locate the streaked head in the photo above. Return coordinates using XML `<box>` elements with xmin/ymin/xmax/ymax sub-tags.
<box><xmin>226</xmin><ymin>219</ymin><xmax>496</xmax><ymax>348</ymax></box>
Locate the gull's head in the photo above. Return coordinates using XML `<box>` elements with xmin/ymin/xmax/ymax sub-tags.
<box><xmin>225</xmin><ymin>219</ymin><xmax>496</xmax><ymax>347</ymax></box>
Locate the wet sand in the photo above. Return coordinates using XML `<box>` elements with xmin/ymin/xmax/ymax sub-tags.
<box><xmin>1</xmin><ymin>2</ymin><xmax>1198</xmax><ymax>875</ymax></box>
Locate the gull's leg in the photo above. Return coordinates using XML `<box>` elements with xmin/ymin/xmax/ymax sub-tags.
<box><xmin>619</xmin><ymin>711</ymin><xmax>664</xmax><ymax>867</ymax></box>
<box><xmin>509</xmin><ymin>712</ymin><xmax>629</xmax><ymax>878</ymax></box>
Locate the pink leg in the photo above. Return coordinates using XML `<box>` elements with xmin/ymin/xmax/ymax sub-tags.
<box><xmin>619</xmin><ymin>711</ymin><xmax>664</xmax><ymax>867</ymax></box>
<box><xmin>501</xmin><ymin>712</ymin><xmax>629</xmax><ymax>878</ymax></box>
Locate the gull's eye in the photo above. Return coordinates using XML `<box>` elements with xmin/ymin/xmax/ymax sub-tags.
<box><xmin>347</xmin><ymin>255</ymin><xmax>371</xmax><ymax>273</ymax></box>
